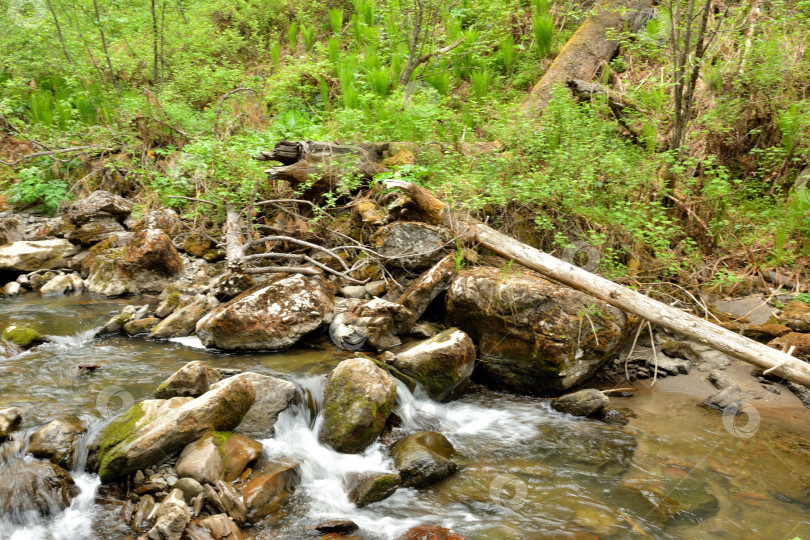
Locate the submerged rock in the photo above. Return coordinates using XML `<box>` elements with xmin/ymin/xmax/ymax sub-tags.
<box><xmin>616</xmin><ymin>477</ymin><xmax>719</xmax><ymax>525</ymax></box>
<box><xmin>241</xmin><ymin>464</ymin><xmax>301</xmax><ymax>524</ymax></box>
<box><xmin>0</xmin><ymin>239</ymin><xmax>80</xmax><ymax>272</ymax></box>
<box><xmin>392</xmin><ymin>328</ymin><xmax>475</xmax><ymax>401</ymax></box>
<box><xmin>446</xmin><ymin>267</ymin><xmax>629</xmax><ymax>394</ymax></box>
<box><xmin>28</xmin><ymin>418</ymin><xmax>86</xmax><ymax>469</ymax></box>
<box><xmin>0</xmin><ymin>460</ymin><xmax>79</xmax><ymax>524</ymax></box>
<box><xmin>394</xmin><ymin>526</ymin><xmax>468</xmax><ymax>540</ymax></box>
<box><xmin>85</xmin><ymin>229</ymin><xmax>184</xmax><ymax>296</ymax></box>
<box><xmin>552</xmin><ymin>388</ymin><xmax>610</xmax><ymax>417</ymax></box>
<box><xmin>196</xmin><ymin>273</ymin><xmax>334</xmax><ymax>350</ymax></box>
<box><xmin>155</xmin><ymin>360</ymin><xmax>222</xmax><ymax>399</ymax></box>
<box><xmin>532</xmin><ymin>421</ymin><xmax>637</xmax><ymax>476</ymax></box>
<box><xmin>210</xmin><ymin>372</ymin><xmax>296</xmax><ymax>438</ymax></box>
<box><xmin>389</xmin><ymin>431</ymin><xmax>457</xmax><ymax>487</ymax></box>
<box><xmin>320</xmin><ymin>357</ymin><xmax>398</xmax><ymax>453</ymax></box>
<box><xmin>346</xmin><ymin>471</ymin><xmax>401</xmax><ymax>507</ymax></box>
<box><xmin>88</xmin><ymin>375</ymin><xmax>255</xmax><ymax>482</ymax></box>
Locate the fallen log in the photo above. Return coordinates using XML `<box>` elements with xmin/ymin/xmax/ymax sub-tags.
<box><xmin>522</xmin><ymin>0</ymin><xmax>654</xmax><ymax>113</ymax></box>
<box><xmin>384</xmin><ymin>179</ymin><xmax>810</xmax><ymax>388</ymax></box>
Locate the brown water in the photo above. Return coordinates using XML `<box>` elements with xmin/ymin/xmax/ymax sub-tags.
<box><xmin>1</xmin><ymin>294</ymin><xmax>808</xmax><ymax>539</ymax></box>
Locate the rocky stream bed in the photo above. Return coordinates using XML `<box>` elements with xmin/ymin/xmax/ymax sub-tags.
<box><xmin>1</xmin><ymin>189</ymin><xmax>810</xmax><ymax>539</ymax></box>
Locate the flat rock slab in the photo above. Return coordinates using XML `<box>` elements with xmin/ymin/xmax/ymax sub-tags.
<box><xmin>0</xmin><ymin>240</ymin><xmax>80</xmax><ymax>272</ymax></box>
<box><xmin>714</xmin><ymin>296</ymin><xmax>776</xmax><ymax>325</ymax></box>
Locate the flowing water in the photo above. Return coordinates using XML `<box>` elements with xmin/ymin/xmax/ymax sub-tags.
<box><xmin>1</xmin><ymin>294</ymin><xmax>809</xmax><ymax>539</ymax></box>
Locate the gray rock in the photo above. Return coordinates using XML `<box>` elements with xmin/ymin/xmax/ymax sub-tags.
<box><xmin>211</xmin><ymin>372</ymin><xmax>295</xmax><ymax>438</ymax></box>
<box><xmin>365</xmin><ymin>280</ymin><xmax>388</xmax><ymax>297</ymax></box>
<box><xmin>66</xmin><ymin>190</ymin><xmax>133</xmax><ymax>225</ymax></box>
<box><xmin>28</xmin><ymin>418</ymin><xmax>86</xmax><ymax>469</ymax></box>
<box><xmin>175</xmin><ymin>434</ymin><xmax>225</xmax><ymax>485</ymax></box>
<box><xmin>705</xmin><ymin>370</ymin><xmax>743</xmax><ymax>410</ymax></box>
<box><xmin>370</xmin><ymin>222</ymin><xmax>452</xmax><ymax>269</ymax></box>
<box><xmin>39</xmin><ymin>273</ymin><xmax>84</xmax><ymax>296</ymax></box>
<box><xmin>0</xmin><ymin>460</ymin><xmax>79</xmax><ymax>524</ymax></box>
<box><xmin>320</xmin><ymin>358</ymin><xmax>397</xmax><ymax>453</ymax></box>
<box><xmin>155</xmin><ymin>361</ymin><xmax>222</xmax><ymax>399</ymax></box>
<box><xmin>85</xmin><ymin>230</ymin><xmax>184</xmax><ymax>296</ymax></box>
<box><xmin>446</xmin><ymin>267</ymin><xmax>630</xmax><ymax>394</ymax></box>
<box><xmin>0</xmin><ymin>239</ymin><xmax>80</xmax><ymax>272</ymax></box>
<box><xmin>396</xmin><ymin>254</ymin><xmax>456</xmax><ymax>331</ymax></box>
<box><xmin>389</xmin><ymin>431</ymin><xmax>457</xmax><ymax>487</ymax></box>
<box><xmin>123</xmin><ymin>317</ymin><xmax>160</xmax><ymax>335</ymax></box>
<box><xmin>196</xmin><ymin>273</ymin><xmax>334</xmax><ymax>351</ymax></box>
<box><xmin>209</xmin><ymin>272</ymin><xmax>256</xmax><ymax>302</ymax></box>
<box><xmin>340</xmin><ymin>285</ymin><xmax>369</xmax><ymax>299</ymax></box>
<box><xmin>88</xmin><ymin>375</ymin><xmax>255</xmax><ymax>482</ymax></box>
<box><xmin>144</xmin><ymin>488</ymin><xmax>190</xmax><ymax>540</ymax></box>
<box><xmin>0</xmin><ymin>407</ymin><xmax>23</xmax><ymax>440</ymax></box>
<box><xmin>66</xmin><ymin>220</ymin><xmax>125</xmax><ymax>246</ymax></box>
<box><xmin>552</xmin><ymin>389</ymin><xmax>610</xmax><ymax>417</ymax></box>
<box><xmin>392</xmin><ymin>328</ymin><xmax>475</xmax><ymax>401</ymax></box>
<box><xmin>150</xmin><ymin>296</ymin><xmax>217</xmax><ymax>339</ymax></box>
<box><xmin>1</xmin><ymin>282</ymin><xmax>22</xmax><ymax>297</ymax></box>
<box><xmin>347</xmin><ymin>472</ymin><xmax>401</xmax><ymax>507</ymax></box>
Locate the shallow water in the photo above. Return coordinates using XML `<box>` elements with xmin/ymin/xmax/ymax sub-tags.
<box><xmin>1</xmin><ymin>294</ymin><xmax>809</xmax><ymax>539</ymax></box>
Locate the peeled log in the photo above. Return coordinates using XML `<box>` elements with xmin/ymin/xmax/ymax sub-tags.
<box><xmin>522</xmin><ymin>0</ymin><xmax>653</xmax><ymax>113</ymax></box>
<box><xmin>385</xmin><ymin>179</ymin><xmax>810</xmax><ymax>389</ymax></box>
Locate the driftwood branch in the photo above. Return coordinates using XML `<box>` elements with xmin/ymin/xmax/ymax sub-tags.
<box><xmin>0</xmin><ymin>145</ymin><xmax>112</xmax><ymax>166</ymax></box>
<box><xmin>213</xmin><ymin>88</ymin><xmax>259</xmax><ymax>138</ymax></box>
<box><xmin>385</xmin><ymin>179</ymin><xmax>810</xmax><ymax>388</ymax></box>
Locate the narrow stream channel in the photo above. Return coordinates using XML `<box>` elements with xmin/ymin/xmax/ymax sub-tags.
<box><xmin>1</xmin><ymin>294</ymin><xmax>809</xmax><ymax>539</ymax></box>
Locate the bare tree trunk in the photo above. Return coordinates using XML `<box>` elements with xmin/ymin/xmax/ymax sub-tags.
<box><xmin>385</xmin><ymin>179</ymin><xmax>810</xmax><ymax>388</ymax></box>
<box><xmin>151</xmin><ymin>0</ymin><xmax>159</xmax><ymax>86</ymax></box>
<box><xmin>522</xmin><ymin>0</ymin><xmax>653</xmax><ymax>113</ymax></box>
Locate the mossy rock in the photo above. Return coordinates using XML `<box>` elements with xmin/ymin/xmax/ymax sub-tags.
<box><xmin>2</xmin><ymin>325</ymin><xmax>45</xmax><ymax>348</ymax></box>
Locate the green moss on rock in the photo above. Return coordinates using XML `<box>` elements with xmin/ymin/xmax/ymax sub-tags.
<box><xmin>94</xmin><ymin>402</ymin><xmax>146</xmax><ymax>482</ymax></box>
<box><xmin>2</xmin><ymin>325</ymin><xmax>44</xmax><ymax>348</ymax></box>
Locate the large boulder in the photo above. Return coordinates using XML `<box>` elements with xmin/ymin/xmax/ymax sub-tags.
<box><xmin>369</xmin><ymin>222</ymin><xmax>452</xmax><ymax>269</ymax></box>
<box><xmin>196</xmin><ymin>273</ymin><xmax>334</xmax><ymax>350</ymax></box>
<box><xmin>0</xmin><ymin>239</ymin><xmax>80</xmax><ymax>272</ymax></box>
<box><xmin>241</xmin><ymin>464</ymin><xmax>301</xmax><ymax>524</ymax></box>
<box><xmin>0</xmin><ymin>460</ymin><xmax>79</xmax><ymax>524</ymax></box>
<box><xmin>85</xmin><ymin>229</ymin><xmax>184</xmax><ymax>296</ymax></box>
<box><xmin>389</xmin><ymin>431</ymin><xmax>457</xmax><ymax>487</ymax></box>
<box><xmin>28</xmin><ymin>418</ymin><xmax>86</xmax><ymax>469</ymax></box>
<box><xmin>392</xmin><ymin>328</ymin><xmax>475</xmax><ymax>401</ymax></box>
<box><xmin>446</xmin><ymin>267</ymin><xmax>630</xmax><ymax>394</ymax></box>
<box><xmin>150</xmin><ymin>295</ymin><xmax>218</xmax><ymax>339</ymax></box>
<box><xmin>211</xmin><ymin>373</ymin><xmax>296</xmax><ymax>438</ymax></box>
<box><xmin>88</xmin><ymin>375</ymin><xmax>255</xmax><ymax>482</ymax></box>
<box><xmin>320</xmin><ymin>357</ymin><xmax>398</xmax><ymax>453</ymax></box>
<box><xmin>65</xmin><ymin>190</ymin><xmax>132</xmax><ymax>225</ymax></box>
<box><xmin>155</xmin><ymin>361</ymin><xmax>222</xmax><ymax>399</ymax></box>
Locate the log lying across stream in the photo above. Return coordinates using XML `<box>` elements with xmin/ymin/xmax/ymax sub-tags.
<box><xmin>383</xmin><ymin>179</ymin><xmax>810</xmax><ymax>388</ymax></box>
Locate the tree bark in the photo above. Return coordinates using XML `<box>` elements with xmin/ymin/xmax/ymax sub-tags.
<box><xmin>385</xmin><ymin>179</ymin><xmax>810</xmax><ymax>388</ymax></box>
<box><xmin>522</xmin><ymin>0</ymin><xmax>654</xmax><ymax>114</ymax></box>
